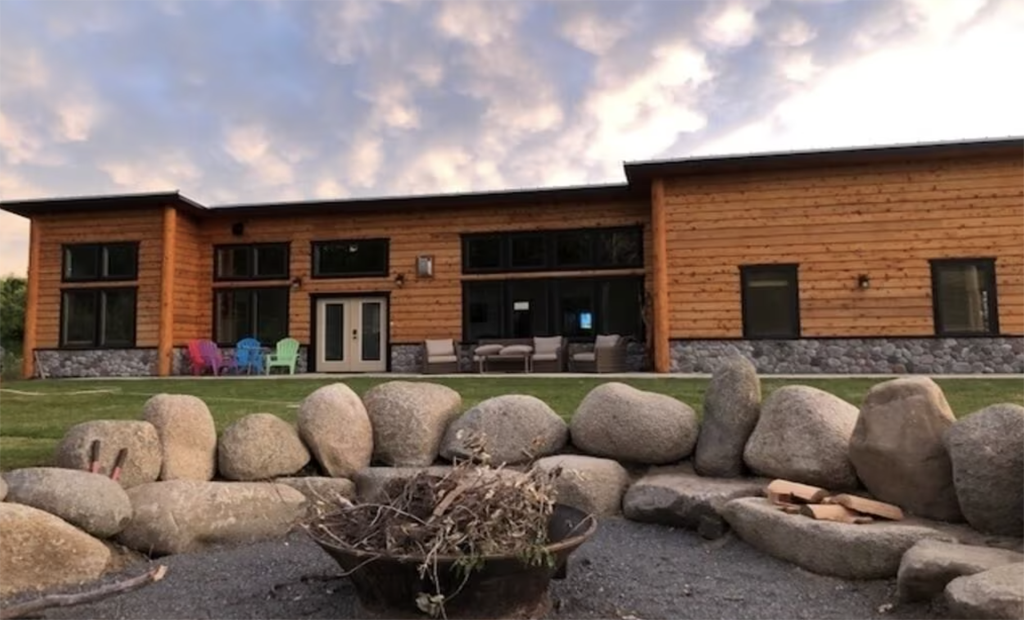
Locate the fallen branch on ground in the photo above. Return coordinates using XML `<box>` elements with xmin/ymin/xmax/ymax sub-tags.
<box><xmin>0</xmin><ymin>565</ymin><xmax>167</xmax><ymax>620</ymax></box>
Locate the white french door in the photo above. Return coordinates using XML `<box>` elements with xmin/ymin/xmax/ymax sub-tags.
<box><xmin>315</xmin><ymin>297</ymin><xmax>388</xmax><ymax>372</ymax></box>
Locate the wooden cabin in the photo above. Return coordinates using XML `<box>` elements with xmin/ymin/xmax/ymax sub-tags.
<box><xmin>2</xmin><ymin>137</ymin><xmax>1021</xmax><ymax>377</ymax></box>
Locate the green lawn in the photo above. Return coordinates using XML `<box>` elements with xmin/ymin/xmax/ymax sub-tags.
<box><xmin>1</xmin><ymin>376</ymin><xmax>1021</xmax><ymax>472</ymax></box>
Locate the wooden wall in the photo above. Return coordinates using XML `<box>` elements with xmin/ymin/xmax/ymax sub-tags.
<box><xmin>193</xmin><ymin>199</ymin><xmax>651</xmax><ymax>345</ymax></box>
<box><xmin>35</xmin><ymin>209</ymin><xmax>164</xmax><ymax>348</ymax></box>
<box><xmin>171</xmin><ymin>212</ymin><xmax>210</xmax><ymax>344</ymax></box>
<box><xmin>663</xmin><ymin>152</ymin><xmax>1024</xmax><ymax>338</ymax></box>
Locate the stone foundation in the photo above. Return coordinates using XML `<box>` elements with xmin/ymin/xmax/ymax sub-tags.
<box><xmin>670</xmin><ymin>338</ymin><xmax>1024</xmax><ymax>374</ymax></box>
<box><xmin>35</xmin><ymin>349</ymin><xmax>160</xmax><ymax>378</ymax></box>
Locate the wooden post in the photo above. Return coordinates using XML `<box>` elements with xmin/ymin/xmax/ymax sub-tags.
<box><xmin>157</xmin><ymin>206</ymin><xmax>177</xmax><ymax>377</ymax></box>
<box><xmin>651</xmin><ymin>178</ymin><xmax>670</xmax><ymax>373</ymax></box>
<box><xmin>21</xmin><ymin>219</ymin><xmax>41</xmax><ymax>379</ymax></box>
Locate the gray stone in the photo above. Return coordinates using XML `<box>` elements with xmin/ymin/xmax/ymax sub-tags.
<box><xmin>440</xmin><ymin>395</ymin><xmax>567</xmax><ymax>466</ymax></box>
<box><xmin>116</xmin><ymin>480</ymin><xmax>308</xmax><ymax>556</ymax></box>
<box><xmin>534</xmin><ymin>454</ymin><xmax>631</xmax><ymax>516</ymax></box>
<box><xmin>743</xmin><ymin>385</ymin><xmax>860</xmax><ymax>490</ymax></box>
<box><xmin>945</xmin><ymin>563</ymin><xmax>1024</xmax><ymax>620</ymax></box>
<box><xmin>142</xmin><ymin>394</ymin><xmax>218</xmax><ymax>481</ymax></box>
<box><xmin>0</xmin><ymin>502</ymin><xmax>111</xmax><ymax>596</ymax></box>
<box><xmin>849</xmin><ymin>376</ymin><xmax>962</xmax><ymax>521</ymax></box>
<box><xmin>693</xmin><ymin>355</ymin><xmax>761</xmax><ymax>477</ymax></box>
<box><xmin>2</xmin><ymin>467</ymin><xmax>133</xmax><ymax>538</ymax></box>
<box><xmin>297</xmin><ymin>383</ymin><xmax>374</xmax><ymax>478</ymax></box>
<box><xmin>363</xmin><ymin>381</ymin><xmax>462</xmax><ymax>466</ymax></box>
<box><xmin>34</xmin><ymin>349</ymin><xmax>158</xmax><ymax>378</ymax></box>
<box><xmin>275</xmin><ymin>476</ymin><xmax>355</xmax><ymax>511</ymax></box>
<box><xmin>54</xmin><ymin>420</ymin><xmax>162</xmax><ymax>488</ymax></box>
<box><xmin>0</xmin><ymin>476</ymin><xmax>6</xmax><ymax>501</ymax></box>
<box><xmin>570</xmin><ymin>382</ymin><xmax>699</xmax><ymax>465</ymax></box>
<box><xmin>897</xmin><ymin>539</ymin><xmax>1024</xmax><ymax>603</ymax></box>
<box><xmin>217</xmin><ymin>413</ymin><xmax>310</xmax><ymax>481</ymax></box>
<box><xmin>622</xmin><ymin>463</ymin><xmax>767</xmax><ymax>532</ymax></box>
<box><xmin>721</xmin><ymin>497</ymin><xmax>957</xmax><ymax>579</ymax></box>
<box><xmin>944</xmin><ymin>403</ymin><xmax>1024</xmax><ymax>536</ymax></box>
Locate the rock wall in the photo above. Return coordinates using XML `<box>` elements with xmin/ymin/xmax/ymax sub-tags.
<box><xmin>35</xmin><ymin>349</ymin><xmax>159</xmax><ymax>378</ymax></box>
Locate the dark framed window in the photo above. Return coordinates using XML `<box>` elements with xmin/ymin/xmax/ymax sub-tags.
<box><xmin>462</xmin><ymin>276</ymin><xmax>644</xmax><ymax>342</ymax></box>
<box><xmin>461</xmin><ymin>226</ymin><xmax>643</xmax><ymax>274</ymax></box>
<box><xmin>214</xmin><ymin>287</ymin><xmax>289</xmax><ymax>345</ymax></box>
<box><xmin>60</xmin><ymin>287</ymin><xmax>137</xmax><ymax>348</ymax></box>
<box><xmin>312</xmin><ymin>239</ymin><xmax>389</xmax><ymax>278</ymax></box>
<box><xmin>930</xmin><ymin>258</ymin><xmax>999</xmax><ymax>336</ymax></box>
<box><xmin>62</xmin><ymin>242</ymin><xmax>139</xmax><ymax>282</ymax></box>
<box><xmin>214</xmin><ymin>243</ymin><xmax>289</xmax><ymax>280</ymax></box>
<box><xmin>740</xmin><ymin>264</ymin><xmax>800</xmax><ymax>339</ymax></box>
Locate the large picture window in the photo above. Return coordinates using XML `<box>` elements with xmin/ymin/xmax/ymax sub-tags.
<box><xmin>312</xmin><ymin>239</ymin><xmax>389</xmax><ymax>278</ymax></box>
<box><xmin>740</xmin><ymin>264</ymin><xmax>800</xmax><ymax>339</ymax></box>
<box><xmin>462</xmin><ymin>276</ymin><xmax>644</xmax><ymax>342</ymax></box>
<box><xmin>462</xmin><ymin>226</ymin><xmax>643</xmax><ymax>274</ymax></box>
<box><xmin>60</xmin><ymin>288</ymin><xmax>137</xmax><ymax>347</ymax></box>
<box><xmin>214</xmin><ymin>243</ymin><xmax>289</xmax><ymax>280</ymax></box>
<box><xmin>930</xmin><ymin>258</ymin><xmax>999</xmax><ymax>336</ymax></box>
<box><xmin>62</xmin><ymin>242</ymin><xmax>138</xmax><ymax>282</ymax></box>
<box><xmin>214</xmin><ymin>287</ymin><xmax>289</xmax><ymax>345</ymax></box>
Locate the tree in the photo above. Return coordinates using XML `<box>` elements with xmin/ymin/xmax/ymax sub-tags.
<box><xmin>1</xmin><ymin>275</ymin><xmax>26</xmax><ymax>354</ymax></box>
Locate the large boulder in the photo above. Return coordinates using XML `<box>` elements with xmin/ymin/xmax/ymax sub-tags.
<box><xmin>944</xmin><ymin>403</ymin><xmax>1024</xmax><ymax>536</ymax></box>
<box><xmin>363</xmin><ymin>381</ymin><xmax>462</xmax><ymax>466</ymax></box>
<box><xmin>0</xmin><ymin>476</ymin><xmax>6</xmax><ymax>501</ymax></box>
<box><xmin>570</xmin><ymin>383</ymin><xmax>699</xmax><ymax>465</ymax></box>
<box><xmin>945</xmin><ymin>563</ymin><xmax>1024</xmax><ymax>620</ymax></box>
<box><xmin>439</xmin><ymin>395</ymin><xmax>567</xmax><ymax>465</ymax></box>
<box><xmin>2</xmin><ymin>467</ymin><xmax>133</xmax><ymax>538</ymax></box>
<box><xmin>721</xmin><ymin>497</ymin><xmax>956</xmax><ymax>579</ymax></box>
<box><xmin>54</xmin><ymin>420</ymin><xmax>162</xmax><ymax>488</ymax></box>
<box><xmin>849</xmin><ymin>377</ymin><xmax>961</xmax><ymax>521</ymax></box>
<box><xmin>534</xmin><ymin>455</ymin><xmax>630</xmax><ymax>516</ymax></box>
<box><xmin>297</xmin><ymin>383</ymin><xmax>374</xmax><ymax>478</ymax></box>
<box><xmin>897</xmin><ymin>539</ymin><xmax>1024</xmax><ymax>603</ymax></box>
<box><xmin>743</xmin><ymin>385</ymin><xmax>860</xmax><ymax>490</ymax></box>
<box><xmin>693</xmin><ymin>356</ymin><xmax>761</xmax><ymax>478</ymax></box>
<box><xmin>217</xmin><ymin>413</ymin><xmax>310</xmax><ymax>481</ymax></box>
<box><xmin>116</xmin><ymin>480</ymin><xmax>308</xmax><ymax>556</ymax></box>
<box><xmin>275</xmin><ymin>477</ymin><xmax>355</xmax><ymax>512</ymax></box>
<box><xmin>0</xmin><ymin>502</ymin><xmax>111</xmax><ymax>596</ymax></box>
<box><xmin>142</xmin><ymin>394</ymin><xmax>217</xmax><ymax>481</ymax></box>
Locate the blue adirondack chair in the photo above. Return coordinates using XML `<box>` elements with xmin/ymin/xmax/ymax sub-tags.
<box><xmin>234</xmin><ymin>338</ymin><xmax>264</xmax><ymax>374</ymax></box>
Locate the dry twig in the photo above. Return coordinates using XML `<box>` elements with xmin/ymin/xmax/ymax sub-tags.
<box><xmin>0</xmin><ymin>565</ymin><xmax>167</xmax><ymax>620</ymax></box>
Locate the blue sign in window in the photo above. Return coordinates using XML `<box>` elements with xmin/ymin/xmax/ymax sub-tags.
<box><xmin>579</xmin><ymin>311</ymin><xmax>593</xmax><ymax>330</ymax></box>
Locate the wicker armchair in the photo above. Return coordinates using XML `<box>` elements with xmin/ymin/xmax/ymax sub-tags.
<box><xmin>530</xmin><ymin>336</ymin><xmax>567</xmax><ymax>372</ymax></box>
<box><xmin>422</xmin><ymin>338</ymin><xmax>460</xmax><ymax>374</ymax></box>
<box><xmin>570</xmin><ymin>334</ymin><xmax>628</xmax><ymax>373</ymax></box>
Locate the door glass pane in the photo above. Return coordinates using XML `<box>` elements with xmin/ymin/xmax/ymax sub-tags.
<box><xmin>507</xmin><ymin>280</ymin><xmax>549</xmax><ymax>337</ymax></box>
<box><xmin>324</xmin><ymin>303</ymin><xmax>344</xmax><ymax>361</ymax></box>
<box><xmin>101</xmin><ymin>289</ymin><xmax>136</xmax><ymax>346</ymax></box>
<box><xmin>361</xmin><ymin>302</ymin><xmax>382</xmax><ymax>361</ymax></box>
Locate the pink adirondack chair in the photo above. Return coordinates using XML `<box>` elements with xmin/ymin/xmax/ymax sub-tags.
<box><xmin>198</xmin><ymin>340</ymin><xmax>238</xmax><ymax>376</ymax></box>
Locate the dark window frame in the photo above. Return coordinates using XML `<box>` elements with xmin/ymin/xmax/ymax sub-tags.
<box><xmin>58</xmin><ymin>286</ymin><xmax>138</xmax><ymax>348</ymax></box>
<box><xmin>61</xmin><ymin>242</ymin><xmax>140</xmax><ymax>283</ymax></box>
<box><xmin>213</xmin><ymin>242</ymin><xmax>290</xmax><ymax>282</ymax></box>
<box><xmin>461</xmin><ymin>226</ymin><xmax>644</xmax><ymax>274</ymax></box>
<box><xmin>929</xmin><ymin>257</ymin><xmax>1000</xmax><ymax>337</ymax></box>
<box><xmin>211</xmin><ymin>286</ymin><xmax>291</xmax><ymax>346</ymax></box>
<box><xmin>740</xmin><ymin>264</ymin><xmax>801</xmax><ymax>339</ymax></box>
<box><xmin>310</xmin><ymin>238</ymin><xmax>390</xmax><ymax>279</ymax></box>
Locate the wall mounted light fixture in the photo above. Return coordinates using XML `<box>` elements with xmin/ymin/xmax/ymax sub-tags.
<box><xmin>394</xmin><ymin>273</ymin><xmax>406</xmax><ymax>288</ymax></box>
<box><xmin>416</xmin><ymin>254</ymin><xmax>434</xmax><ymax>278</ymax></box>
<box><xmin>291</xmin><ymin>276</ymin><xmax>302</xmax><ymax>290</ymax></box>
<box><xmin>857</xmin><ymin>274</ymin><xmax>870</xmax><ymax>289</ymax></box>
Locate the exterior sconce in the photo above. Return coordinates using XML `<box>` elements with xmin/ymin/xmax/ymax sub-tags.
<box><xmin>394</xmin><ymin>273</ymin><xmax>406</xmax><ymax>288</ymax></box>
<box><xmin>416</xmin><ymin>254</ymin><xmax>434</xmax><ymax>278</ymax></box>
<box><xmin>290</xmin><ymin>276</ymin><xmax>302</xmax><ymax>290</ymax></box>
<box><xmin>857</xmin><ymin>274</ymin><xmax>870</xmax><ymax>289</ymax></box>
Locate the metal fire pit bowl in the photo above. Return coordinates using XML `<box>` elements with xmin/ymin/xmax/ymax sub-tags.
<box><xmin>308</xmin><ymin>503</ymin><xmax>598</xmax><ymax>620</ymax></box>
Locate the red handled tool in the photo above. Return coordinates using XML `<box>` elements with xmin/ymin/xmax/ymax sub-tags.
<box><xmin>110</xmin><ymin>448</ymin><xmax>129</xmax><ymax>482</ymax></box>
<box><xmin>88</xmin><ymin>439</ymin><xmax>102</xmax><ymax>474</ymax></box>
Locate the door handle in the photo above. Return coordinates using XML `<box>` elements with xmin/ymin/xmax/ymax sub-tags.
<box><xmin>352</xmin><ymin>329</ymin><xmax>358</xmax><ymax>340</ymax></box>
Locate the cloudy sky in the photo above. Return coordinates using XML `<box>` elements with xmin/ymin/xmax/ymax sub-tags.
<box><xmin>1</xmin><ymin>0</ymin><xmax>1022</xmax><ymax>277</ymax></box>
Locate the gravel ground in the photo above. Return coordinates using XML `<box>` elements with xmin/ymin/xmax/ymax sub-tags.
<box><xmin>12</xmin><ymin>518</ymin><xmax>947</xmax><ymax>620</ymax></box>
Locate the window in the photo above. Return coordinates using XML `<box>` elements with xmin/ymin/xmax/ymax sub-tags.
<box><xmin>462</xmin><ymin>276</ymin><xmax>644</xmax><ymax>342</ymax></box>
<box><xmin>930</xmin><ymin>258</ymin><xmax>999</xmax><ymax>336</ymax></box>
<box><xmin>214</xmin><ymin>243</ymin><xmax>289</xmax><ymax>280</ymax></box>
<box><xmin>312</xmin><ymin>239</ymin><xmax>389</xmax><ymax>278</ymax></box>
<box><xmin>214</xmin><ymin>287</ymin><xmax>289</xmax><ymax>344</ymax></box>
<box><xmin>62</xmin><ymin>242</ymin><xmax>138</xmax><ymax>282</ymax></box>
<box><xmin>60</xmin><ymin>288</ymin><xmax>136</xmax><ymax>347</ymax></box>
<box><xmin>740</xmin><ymin>264</ymin><xmax>800</xmax><ymax>339</ymax></box>
<box><xmin>462</xmin><ymin>226</ymin><xmax>643</xmax><ymax>273</ymax></box>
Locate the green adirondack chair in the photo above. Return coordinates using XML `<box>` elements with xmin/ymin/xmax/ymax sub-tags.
<box><xmin>265</xmin><ymin>337</ymin><xmax>300</xmax><ymax>375</ymax></box>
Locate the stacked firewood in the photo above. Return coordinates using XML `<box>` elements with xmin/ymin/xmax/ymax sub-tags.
<box><xmin>766</xmin><ymin>479</ymin><xmax>905</xmax><ymax>524</ymax></box>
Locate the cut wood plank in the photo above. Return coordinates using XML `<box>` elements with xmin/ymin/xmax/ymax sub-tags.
<box><xmin>765</xmin><ymin>479</ymin><xmax>830</xmax><ymax>504</ymax></box>
<box><xmin>799</xmin><ymin>503</ymin><xmax>874</xmax><ymax>524</ymax></box>
<box><xmin>824</xmin><ymin>493</ymin><xmax>904</xmax><ymax>521</ymax></box>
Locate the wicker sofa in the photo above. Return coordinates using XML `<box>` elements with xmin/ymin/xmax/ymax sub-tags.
<box><xmin>471</xmin><ymin>336</ymin><xmax>568</xmax><ymax>373</ymax></box>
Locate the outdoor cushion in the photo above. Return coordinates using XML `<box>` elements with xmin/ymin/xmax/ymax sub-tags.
<box><xmin>532</xmin><ymin>353</ymin><xmax>558</xmax><ymax>362</ymax></box>
<box><xmin>428</xmin><ymin>354</ymin><xmax>458</xmax><ymax>363</ymax></box>
<box><xmin>474</xmin><ymin>344</ymin><xmax>503</xmax><ymax>355</ymax></box>
<box><xmin>533</xmin><ymin>336</ymin><xmax>562</xmax><ymax>355</ymax></box>
<box><xmin>595</xmin><ymin>334</ymin><xmax>621</xmax><ymax>348</ymax></box>
<box><xmin>572</xmin><ymin>352</ymin><xmax>596</xmax><ymax>362</ymax></box>
<box><xmin>425</xmin><ymin>339</ymin><xmax>454</xmax><ymax>357</ymax></box>
<box><xmin>499</xmin><ymin>345</ymin><xmax>533</xmax><ymax>356</ymax></box>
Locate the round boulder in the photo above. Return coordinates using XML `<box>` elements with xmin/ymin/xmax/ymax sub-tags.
<box><xmin>142</xmin><ymin>394</ymin><xmax>217</xmax><ymax>481</ymax></box>
<box><xmin>54</xmin><ymin>420</ymin><xmax>162</xmax><ymax>488</ymax></box>
<box><xmin>849</xmin><ymin>377</ymin><xmax>962</xmax><ymax>521</ymax></box>
<box><xmin>363</xmin><ymin>381</ymin><xmax>462</xmax><ymax>466</ymax></box>
<box><xmin>570</xmin><ymin>382</ymin><xmax>698</xmax><ymax>465</ymax></box>
<box><xmin>743</xmin><ymin>385</ymin><xmax>860</xmax><ymax>490</ymax></box>
<box><xmin>693</xmin><ymin>355</ymin><xmax>761</xmax><ymax>478</ymax></box>
<box><xmin>534</xmin><ymin>454</ymin><xmax>630</xmax><ymax>516</ymax></box>
<box><xmin>0</xmin><ymin>476</ymin><xmax>7</xmax><ymax>501</ymax></box>
<box><xmin>944</xmin><ymin>403</ymin><xmax>1024</xmax><ymax>536</ymax></box>
<box><xmin>218</xmin><ymin>413</ymin><xmax>310</xmax><ymax>481</ymax></box>
<box><xmin>439</xmin><ymin>395</ymin><xmax>567</xmax><ymax>465</ymax></box>
<box><xmin>297</xmin><ymin>383</ymin><xmax>373</xmax><ymax>478</ymax></box>
<box><xmin>2</xmin><ymin>467</ymin><xmax>133</xmax><ymax>538</ymax></box>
